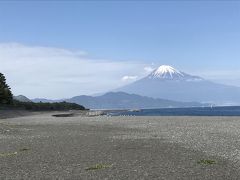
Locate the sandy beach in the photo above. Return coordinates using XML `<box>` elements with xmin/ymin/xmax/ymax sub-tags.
<box><xmin>1</xmin><ymin>111</ymin><xmax>240</xmax><ymax>179</ymax></box>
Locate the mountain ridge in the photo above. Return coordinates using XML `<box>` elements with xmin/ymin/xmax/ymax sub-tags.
<box><xmin>32</xmin><ymin>91</ymin><xmax>210</xmax><ymax>109</ymax></box>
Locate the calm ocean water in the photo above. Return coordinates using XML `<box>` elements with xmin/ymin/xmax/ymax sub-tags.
<box><xmin>109</xmin><ymin>106</ymin><xmax>240</xmax><ymax>116</ymax></box>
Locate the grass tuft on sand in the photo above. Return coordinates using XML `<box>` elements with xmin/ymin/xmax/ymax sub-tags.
<box><xmin>197</xmin><ymin>159</ymin><xmax>216</xmax><ymax>165</ymax></box>
<box><xmin>0</xmin><ymin>147</ymin><xmax>30</xmax><ymax>158</ymax></box>
<box><xmin>0</xmin><ymin>152</ymin><xmax>18</xmax><ymax>157</ymax></box>
<box><xmin>85</xmin><ymin>164</ymin><xmax>112</xmax><ymax>171</ymax></box>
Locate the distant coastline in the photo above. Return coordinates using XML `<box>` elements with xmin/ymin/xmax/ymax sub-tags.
<box><xmin>107</xmin><ymin>106</ymin><xmax>240</xmax><ymax>116</ymax></box>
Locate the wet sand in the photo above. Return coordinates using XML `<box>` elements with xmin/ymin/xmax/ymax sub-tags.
<box><xmin>1</xmin><ymin>112</ymin><xmax>240</xmax><ymax>179</ymax></box>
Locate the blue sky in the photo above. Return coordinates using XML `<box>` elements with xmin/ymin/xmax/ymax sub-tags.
<box><xmin>0</xmin><ymin>1</ymin><xmax>240</xmax><ymax>98</ymax></box>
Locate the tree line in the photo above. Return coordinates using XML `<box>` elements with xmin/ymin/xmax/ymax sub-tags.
<box><xmin>0</xmin><ymin>73</ymin><xmax>86</xmax><ymax>111</ymax></box>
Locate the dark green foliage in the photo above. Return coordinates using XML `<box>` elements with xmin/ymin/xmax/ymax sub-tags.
<box><xmin>11</xmin><ymin>100</ymin><xmax>85</xmax><ymax>111</ymax></box>
<box><xmin>0</xmin><ymin>73</ymin><xmax>13</xmax><ymax>104</ymax></box>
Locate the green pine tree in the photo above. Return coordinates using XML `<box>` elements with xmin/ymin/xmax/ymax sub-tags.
<box><xmin>0</xmin><ymin>73</ymin><xmax>13</xmax><ymax>104</ymax></box>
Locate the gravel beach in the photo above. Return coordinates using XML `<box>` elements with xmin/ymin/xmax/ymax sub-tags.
<box><xmin>1</xmin><ymin>112</ymin><xmax>240</xmax><ymax>179</ymax></box>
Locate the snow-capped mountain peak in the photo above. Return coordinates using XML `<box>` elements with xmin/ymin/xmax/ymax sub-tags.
<box><xmin>149</xmin><ymin>65</ymin><xmax>183</xmax><ymax>79</ymax></box>
<box><xmin>148</xmin><ymin>65</ymin><xmax>203</xmax><ymax>81</ymax></box>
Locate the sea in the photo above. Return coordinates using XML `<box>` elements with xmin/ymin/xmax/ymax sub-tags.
<box><xmin>108</xmin><ymin>106</ymin><xmax>240</xmax><ymax>116</ymax></box>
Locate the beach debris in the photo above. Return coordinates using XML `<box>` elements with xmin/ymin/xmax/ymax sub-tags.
<box><xmin>19</xmin><ymin>148</ymin><xmax>30</xmax><ymax>152</ymax></box>
<box><xmin>52</xmin><ymin>113</ymin><xmax>74</xmax><ymax>117</ymax></box>
<box><xmin>87</xmin><ymin>111</ymin><xmax>106</xmax><ymax>117</ymax></box>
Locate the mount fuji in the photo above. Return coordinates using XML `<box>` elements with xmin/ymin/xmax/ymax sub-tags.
<box><xmin>116</xmin><ymin>65</ymin><xmax>240</xmax><ymax>105</ymax></box>
<box><xmin>147</xmin><ymin>65</ymin><xmax>203</xmax><ymax>81</ymax></box>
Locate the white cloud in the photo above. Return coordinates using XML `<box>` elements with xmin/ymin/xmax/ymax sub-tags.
<box><xmin>144</xmin><ymin>66</ymin><xmax>155</xmax><ymax>73</ymax></box>
<box><xmin>121</xmin><ymin>75</ymin><xmax>138</xmax><ymax>82</ymax></box>
<box><xmin>0</xmin><ymin>43</ymin><xmax>149</xmax><ymax>99</ymax></box>
<box><xmin>192</xmin><ymin>69</ymin><xmax>240</xmax><ymax>87</ymax></box>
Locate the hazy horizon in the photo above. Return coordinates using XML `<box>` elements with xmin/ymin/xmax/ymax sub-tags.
<box><xmin>0</xmin><ymin>1</ymin><xmax>240</xmax><ymax>99</ymax></box>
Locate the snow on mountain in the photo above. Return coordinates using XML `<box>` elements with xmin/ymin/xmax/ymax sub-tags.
<box><xmin>148</xmin><ymin>65</ymin><xmax>203</xmax><ymax>81</ymax></box>
<box><xmin>149</xmin><ymin>65</ymin><xmax>183</xmax><ymax>79</ymax></box>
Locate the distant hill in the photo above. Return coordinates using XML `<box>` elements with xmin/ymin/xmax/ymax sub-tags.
<box><xmin>32</xmin><ymin>98</ymin><xmax>58</xmax><ymax>103</ymax></box>
<box><xmin>13</xmin><ymin>95</ymin><xmax>32</xmax><ymax>102</ymax></box>
<box><xmin>64</xmin><ymin>92</ymin><xmax>209</xmax><ymax>109</ymax></box>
